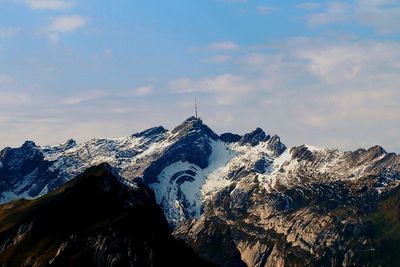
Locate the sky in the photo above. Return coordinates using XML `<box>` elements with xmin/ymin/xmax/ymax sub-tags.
<box><xmin>0</xmin><ymin>0</ymin><xmax>399</xmax><ymax>152</ymax></box>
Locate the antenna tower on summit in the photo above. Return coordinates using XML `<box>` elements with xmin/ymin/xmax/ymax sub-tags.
<box><xmin>194</xmin><ymin>97</ymin><xmax>199</xmax><ymax>119</ymax></box>
<box><xmin>195</xmin><ymin>97</ymin><xmax>198</xmax><ymax>119</ymax></box>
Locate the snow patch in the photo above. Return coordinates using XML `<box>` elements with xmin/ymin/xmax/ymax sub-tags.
<box><xmin>150</xmin><ymin>161</ymin><xmax>202</xmax><ymax>224</ymax></box>
<box><xmin>39</xmin><ymin>185</ymin><xmax>49</xmax><ymax>196</ymax></box>
<box><xmin>0</xmin><ymin>191</ymin><xmax>18</xmax><ymax>203</ymax></box>
<box><xmin>201</xmin><ymin>141</ymin><xmax>237</xmax><ymax>197</ymax></box>
<box><xmin>149</xmin><ymin>140</ymin><xmax>236</xmax><ymax>224</ymax></box>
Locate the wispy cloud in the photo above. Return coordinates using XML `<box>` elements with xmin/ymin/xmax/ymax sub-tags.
<box><xmin>306</xmin><ymin>0</ymin><xmax>400</xmax><ymax>34</ymax></box>
<box><xmin>208</xmin><ymin>41</ymin><xmax>239</xmax><ymax>51</ymax></box>
<box><xmin>44</xmin><ymin>15</ymin><xmax>88</xmax><ymax>43</ymax></box>
<box><xmin>354</xmin><ymin>0</ymin><xmax>400</xmax><ymax>34</ymax></box>
<box><xmin>296</xmin><ymin>2</ymin><xmax>321</xmax><ymax>10</ymax></box>
<box><xmin>0</xmin><ymin>27</ymin><xmax>20</xmax><ymax>38</ymax></box>
<box><xmin>307</xmin><ymin>2</ymin><xmax>350</xmax><ymax>26</ymax></box>
<box><xmin>169</xmin><ymin>74</ymin><xmax>255</xmax><ymax>106</ymax></box>
<box><xmin>202</xmin><ymin>55</ymin><xmax>231</xmax><ymax>63</ymax></box>
<box><xmin>0</xmin><ymin>91</ymin><xmax>29</xmax><ymax>106</ymax></box>
<box><xmin>21</xmin><ymin>0</ymin><xmax>74</xmax><ymax>10</ymax></box>
<box><xmin>193</xmin><ymin>36</ymin><xmax>400</xmax><ymax>150</ymax></box>
<box><xmin>0</xmin><ymin>74</ymin><xmax>14</xmax><ymax>84</ymax></box>
<box><xmin>63</xmin><ymin>90</ymin><xmax>106</xmax><ymax>105</ymax></box>
<box><xmin>257</xmin><ymin>6</ymin><xmax>275</xmax><ymax>15</ymax></box>
<box><xmin>63</xmin><ymin>86</ymin><xmax>154</xmax><ymax>105</ymax></box>
<box><xmin>130</xmin><ymin>86</ymin><xmax>154</xmax><ymax>96</ymax></box>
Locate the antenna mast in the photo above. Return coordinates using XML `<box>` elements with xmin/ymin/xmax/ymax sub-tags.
<box><xmin>195</xmin><ymin>97</ymin><xmax>198</xmax><ymax>119</ymax></box>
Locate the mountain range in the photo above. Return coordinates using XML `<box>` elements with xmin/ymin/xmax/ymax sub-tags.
<box><xmin>0</xmin><ymin>117</ymin><xmax>399</xmax><ymax>266</ymax></box>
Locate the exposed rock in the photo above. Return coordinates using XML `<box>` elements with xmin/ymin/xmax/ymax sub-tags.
<box><xmin>220</xmin><ymin>133</ymin><xmax>242</xmax><ymax>143</ymax></box>
<box><xmin>239</xmin><ymin>128</ymin><xmax>270</xmax><ymax>147</ymax></box>
<box><xmin>290</xmin><ymin>145</ymin><xmax>315</xmax><ymax>161</ymax></box>
<box><xmin>131</xmin><ymin>126</ymin><xmax>167</xmax><ymax>138</ymax></box>
<box><xmin>267</xmin><ymin>135</ymin><xmax>286</xmax><ymax>156</ymax></box>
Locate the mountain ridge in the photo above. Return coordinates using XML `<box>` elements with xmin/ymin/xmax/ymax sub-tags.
<box><xmin>0</xmin><ymin>117</ymin><xmax>399</xmax><ymax>266</ymax></box>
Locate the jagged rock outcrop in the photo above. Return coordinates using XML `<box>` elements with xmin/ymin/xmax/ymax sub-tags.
<box><xmin>220</xmin><ymin>133</ymin><xmax>242</xmax><ymax>143</ymax></box>
<box><xmin>0</xmin><ymin>141</ymin><xmax>60</xmax><ymax>202</ymax></box>
<box><xmin>239</xmin><ymin>128</ymin><xmax>270</xmax><ymax>147</ymax></box>
<box><xmin>266</xmin><ymin>135</ymin><xmax>286</xmax><ymax>156</ymax></box>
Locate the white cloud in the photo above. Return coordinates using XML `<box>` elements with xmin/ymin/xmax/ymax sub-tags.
<box><xmin>131</xmin><ymin>86</ymin><xmax>153</xmax><ymax>96</ymax></box>
<box><xmin>354</xmin><ymin>0</ymin><xmax>400</xmax><ymax>34</ymax></box>
<box><xmin>44</xmin><ymin>15</ymin><xmax>87</xmax><ymax>43</ymax></box>
<box><xmin>0</xmin><ymin>27</ymin><xmax>20</xmax><ymax>38</ymax></box>
<box><xmin>21</xmin><ymin>0</ymin><xmax>74</xmax><ymax>10</ymax></box>
<box><xmin>292</xmin><ymin>39</ymin><xmax>400</xmax><ymax>84</ymax></box>
<box><xmin>306</xmin><ymin>0</ymin><xmax>400</xmax><ymax>34</ymax></box>
<box><xmin>307</xmin><ymin>2</ymin><xmax>350</xmax><ymax>26</ymax></box>
<box><xmin>194</xmin><ymin>36</ymin><xmax>400</xmax><ymax>151</ymax></box>
<box><xmin>208</xmin><ymin>41</ymin><xmax>239</xmax><ymax>51</ymax></box>
<box><xmin>48</xmin><ymin>15</ymin><xmax>87</xmax><ymax>33</ymax></box>
<box><xmin>169</xmin><ymin>74</ymin><xmax>255</xmax><ymax>105</ymax></box>
<box><xmin>63</xmin><ymin>90</ymin><xmax>106</xmax><ymax>105</ymax></box>
<box><xmin>1</xmin><ymin>37</ymin><xmax>399</xmax><ymax>152</ymax></box>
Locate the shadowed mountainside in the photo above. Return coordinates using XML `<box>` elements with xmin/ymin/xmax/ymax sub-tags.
<box><xmin>0</xmin><ymin>163</ymin><xmax>213</xmax><ymax>267</ymax></box>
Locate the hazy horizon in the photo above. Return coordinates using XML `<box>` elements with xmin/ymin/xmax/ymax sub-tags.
<box><xmin>1</xmin><ymin>0</ymin><xmax>399</xmax><ymax>152</ymax></box>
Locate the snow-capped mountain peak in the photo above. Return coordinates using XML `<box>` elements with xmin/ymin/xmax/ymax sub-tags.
<box><xmin>0</xmin><ymin>117</ymin><xmax>399</xmax><ymax>229</ymax></box>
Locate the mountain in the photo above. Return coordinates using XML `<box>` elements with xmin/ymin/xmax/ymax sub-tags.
<box><xmin>0</xmin><ymin>117</ymin><xmax>399</xmax><ymax>266</ymax></box>
<box><xmin>0</xmin><ymin>163</ymin><xmax>213</xmax><ymax>267</ymax></box>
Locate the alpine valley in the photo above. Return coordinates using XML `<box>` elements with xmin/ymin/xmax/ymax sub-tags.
<box><xmin>0</xmin><ymin>117</ymin><xmax>399</xmax><ymax>266</ymax></box>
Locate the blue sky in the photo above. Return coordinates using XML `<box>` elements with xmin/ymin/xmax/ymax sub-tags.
<box><xmin>0</xmin><ymin>0</ymin><xmax>400</xmax><ymax>152</ymax></box>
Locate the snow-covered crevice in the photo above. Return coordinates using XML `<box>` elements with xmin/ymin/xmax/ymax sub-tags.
<box><xmin>150</xmin><ymin>161</ymin><xmax>202</xmax><ymax>224</ymax></box>
<box><xmin>149</xmin><ymin>140</ymin><xmax>237</xmax><ymax>224</ymax></box>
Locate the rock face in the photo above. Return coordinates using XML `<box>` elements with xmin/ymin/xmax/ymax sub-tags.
<box><xmin>0</xmin><ymin>163</ymin><xmax>213</xmax><ymax>267</ymax></box>
<box><xmin>0</xmin><ymin>141</ymin><xmax>61</xmax><ymax>201</ymax></box>
<box><xmin>239</xmin><ymin>128</ymin><xmax>270</xmax><ymax>147</ymax></box>
<box><xmin>0</xmin><ymin>117</ymin><xmax>400</xmax><ymax>266</ymax></box>
<box><xmin>142</xmin><ymin>116</ymin><xmax>218</xmax><ymax>184</ymax></box>
<box><xmin>220</xmin><ymin>133</ymin><xmax>242</xmax><ymax>144</ymax></box>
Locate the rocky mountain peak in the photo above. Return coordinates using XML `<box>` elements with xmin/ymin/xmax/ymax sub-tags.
<box><xmin>22</xmin><ymin>140</ymin><xmax>37</xmax><ymax>149</ymax></box>
<box><xmin>132</xmin><ymin>126</ymin><xmax>167</xmax><ymax>138</ymax></box>
<box><xmin>367</xmin><ymin>145</ymin><xmax>387</xmax><ymax>158</ymax></box>
<box><xmin>267</xmin><ymin>135</ymin><xmax>287</xmax><ymax>156</ymax></box>
<box><xmin>61</xmin><ymin>139</ymin><xmax>77</xmax><ymax>149</ymax></box>
<box><xmin>220</xmin><ymin>132</ymin><xmax>242</xmax><ymax>143</ymax></box>
<box><xmin>239</xmin><ymin>127</ymin><xmax>270</xmax><ymax>147</ymax></box>
<box><xmin>171</xmin><ymin>117</ymin><xmax>219</xmax><ymax>141</ymax></box>
<box><xmin>291</xmin><ymin>145</ymin><xmax>316</xmax><ymax>161</ymax></box>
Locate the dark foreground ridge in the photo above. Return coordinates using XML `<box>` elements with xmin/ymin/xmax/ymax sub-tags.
<box><xmin>0</xmin><ymin>163</ymin><xmax>214</xmax><ymax>267</ymax></box>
